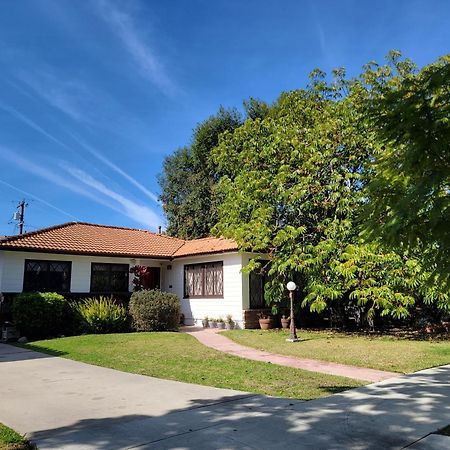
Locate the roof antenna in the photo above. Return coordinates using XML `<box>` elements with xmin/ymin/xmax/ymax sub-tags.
<box><xmin>158</xmin><ymin>225</ymin><xmax>162</xmax><ymax>235</ymax></box>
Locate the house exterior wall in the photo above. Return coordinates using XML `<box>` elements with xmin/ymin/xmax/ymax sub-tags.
<box><xmin>165</xmin><ymin>252</ymin><xmax>245</xmax><ymax>328</ymax></box>
<box><xmin>0</xmin><ymin>250</ymin><xmax>163</xmax><ymax>294</ymax></box>
<box><xmin>0</xmin><ymin>250</ymin><xmax>247</xmax><ymax>328</ymax></box>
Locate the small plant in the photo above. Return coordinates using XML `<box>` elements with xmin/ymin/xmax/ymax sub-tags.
<box><xmin>12</xmin><ymin>292</ymin><xmax>68</xmax><ymax>339</ymax></box>
<box><xmin>202</xmin><ymin>316</ymin><xmax>209</xmax><ymax>327</ymax></box>
<box><xmin>217</xmin><ymin>316</ymin><xmax>225</xmax><ymax>329</ymax></box>
<box><xmin>73</xmin><ymin>296</ymin><xmax>128</xmax><ymax>334</ymax></box>
<box><xmin>225</xmin><ymin>314</ymin><xmax>234</xmax><ymax>329</ymax></box>
<box><xmin>129</xmin><ymin>289</ymin><xmax>180</xmax><ymax>331</ymax></box>
<box><xmin>208</xmin><ymin>317</ymin><xmax>216</xmax><ymax>328</ymax></box>
<box><xmin>217</xmin><ymin>317</ymin><xmax>224</xmax><ymax>323</ymax></box>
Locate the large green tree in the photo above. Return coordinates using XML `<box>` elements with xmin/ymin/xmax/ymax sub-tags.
<box><xmin>159</xmin><ymin>107</ymin><xmax>242</xmax><ymax>238</ymax></box>
<box><xmin>159</xmin><ymin>100</ymin><xmax>270</xmax><ymax>239</ymax></box>
<box><xmin>212</xmin><ymin>64</ymin><xmax>447</xmax><ymax>318</ymax></box>
<box><xmin>360</xmin><ymin>53</ymin><xmax>450</xmax><ymax>288</ymax></box>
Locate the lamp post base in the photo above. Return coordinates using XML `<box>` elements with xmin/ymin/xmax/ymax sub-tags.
<box><xmin>286</xmin><ymin>337</ymin><xmax>299</xmax><ymax>343</ymax></box>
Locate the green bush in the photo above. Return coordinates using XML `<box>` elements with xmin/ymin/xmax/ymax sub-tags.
<box><xmin>72</xmin><ymin>296</ymin><xmax>128</xmax><ymax>334</ymax></box>
<box><xmin>129</xmin><ymin>290</ymin><xmax>180</xmax><ymax>331</ymax></box>
<box><xmin>12</xmin><ymin>292</ymin><xmax>67</xmax><ymax>339</ymax></box>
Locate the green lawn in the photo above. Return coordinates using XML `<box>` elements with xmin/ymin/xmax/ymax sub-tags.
<box><xmin>0</xmin><ymin>423</ymin><xmax>35</xmax><ymax>450</ymax></box>
<box><xmin>222</xmin><ymin>329</ymin><xmax>450</xmax><ymax>373</ymax></box>
<box><xmin>22</xmin><ymin>333</ymin><xmax>362</xmax><ymax>400</ymax></box>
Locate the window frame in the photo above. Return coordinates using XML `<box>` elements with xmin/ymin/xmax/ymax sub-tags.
<box><xmin>23</xmin><ymin>259</ymin><xmax>72</xmax><ymax>293</ymax></box>
<box><xmin>90</xmin><ymin>262</ymin><xmax>130</xmax><ymax>294</ymax></box>
<box><xmin>183</xmin><ymin>261</ymin><xmax>224</xmax><ymax>299</ymax></box>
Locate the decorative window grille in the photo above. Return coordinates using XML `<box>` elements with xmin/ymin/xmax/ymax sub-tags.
<box><xmin>90</xmin><ymin>263</ymin><xmax>129</xmax><ymax>293</ymax></box>
<box><xmin>184</xmin><ymin>262</ymin><xmax>223</xmax><ymax>298</ymax></box>
<box><xmin>23</xmin><ymin>259</ymin><xmax>72</xmax><ymax>292</ymax></box>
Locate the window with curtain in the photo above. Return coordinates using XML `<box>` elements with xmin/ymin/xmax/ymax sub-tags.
<box><xmin>23</xmin><ymin>259</ymin><xmax>72</xmax><ymax>292</ymax></box>
<box><xmin>184</xmin><ymin>262</ymin><xmax>223</xmax><ymax>298</ymax></box>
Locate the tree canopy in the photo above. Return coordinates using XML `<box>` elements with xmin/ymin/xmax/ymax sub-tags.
<box><xmin>360</xmin><ymin>54</ymin><xmax>450</xmax><ymax>287</ymax></box>
<box><xmin>158</xmin><ymin>53</ymin><xmax>450</xmax><ymax>318</ymax></box>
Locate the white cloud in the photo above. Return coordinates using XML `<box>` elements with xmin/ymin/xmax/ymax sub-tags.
<box><xmin>93</xmin><ymin>0</ymin><xmax>178</xmax><ymax>96</ymax></box>
<box><xmin>66</xmin><ymin>132</ymin><xmax>160</xmax><ymax>203</ymax></box>
<box><xmin>61</xmin><ymin>163</ymin><xmax>161</xmax><ymax>229</ymax></box>
<box><xmin>0</xmin><ymin>178</ymin><xmax>77</xmax><ymax>221</ymax></box>
<box><xmin>0</xmin><ymin>103</ymin><xmax>160</xmax><ymax>204</ymax></box>
<box><xmin>16</xmin><ymin>69</ymin><xmax>91</xmax><ymax>123</ymax></box>
<box><xmin>0</xmin><ymin>102</ymin><xmax>72</xmax><ymax>151</ymax></box>
<box><xmin>0</xmin><ymin>146</ymin><xmax>116</xmax><ymax>210</ymax></box>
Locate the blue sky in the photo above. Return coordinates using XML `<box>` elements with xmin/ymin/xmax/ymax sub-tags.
<box><xmin>0</xmin><ymin>0</ymin><xmax>448</xmax><ymax>236</ymax></box>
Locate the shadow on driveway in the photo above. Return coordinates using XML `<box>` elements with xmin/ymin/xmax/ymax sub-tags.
<box><xmin>28</xmin><ymin>365</ymin><xmax>450</xmax><ymax>450</ymax></box>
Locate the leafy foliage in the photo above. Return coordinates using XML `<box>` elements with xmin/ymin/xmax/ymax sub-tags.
<box><xmin>129</xmin><ymin>289</ymin><xmax>180</xmax><ymax>331</ymax></box>
<box><xmin>12</xmin><ymin>292</ymin><xmax>67</xmax><ymax>339</ymax></box>
<box><xmin>359</xmin><ymin>53</ymin><xmax>450</xmax><ymax>287</ymax></box>
<box><xmin>72</xmin><ymin>296</ymin><xmax>128</xmax><ymax>334</ymax></box>
<box><xmin>212</xmin><ymin>59</ymin><xmax>449</xmax><ymax>318</ymax></box>
<box><xmin>158</xmin><ymin>107</ymin><xmax>243</xmax><ymax>238</ymax></box>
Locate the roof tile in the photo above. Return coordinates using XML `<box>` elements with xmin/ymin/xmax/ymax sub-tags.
<box><xmin>0</xmin><ymin>222</ymin><xmax>238</xmax><ymax>259</ymax></box>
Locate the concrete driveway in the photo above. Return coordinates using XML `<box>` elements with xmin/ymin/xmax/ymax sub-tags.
<box><xmin>1</xmin><ymin>343</ymin><xmax>450</xmax><ymax>450</ymax></box>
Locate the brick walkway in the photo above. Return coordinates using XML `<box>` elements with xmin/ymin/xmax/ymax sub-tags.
<box><xmin>182</xmin><ymin>326</ymin><xmax>397</xmax><ymax>383</ymax></box>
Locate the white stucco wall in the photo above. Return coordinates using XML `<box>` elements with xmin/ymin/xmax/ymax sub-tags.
<box><xmin>165</xmin><ymin>252</ymin><xmax>245</xmax><ymax>328</ymax></box>
<box><xmin>0</xmin><ymin>250</ymin><xmax>247</xmax><ymax>328</ymax></box>
<box><xmin>0</xmin><ymin>250</ymin><xmax>164</xmax><ymax>293</ymax></box>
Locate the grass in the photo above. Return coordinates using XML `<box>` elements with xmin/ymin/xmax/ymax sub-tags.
<box><xmin>0</xmin><ymin>423</ymin><xmax>35</xmax><ymax>450</ymax></box>
<box><xmin>222</xmin><ymin>329</ymin><xmax>450</xmax><ymax>373</ymax></box>
<box><xmin>22</xmin><ymin>332</ymin><xmax>363</xmax><ymax>400</ymax></box>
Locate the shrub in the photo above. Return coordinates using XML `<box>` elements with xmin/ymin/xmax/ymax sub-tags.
<box><xmin>129</xmin><ymin>290</ymin><xmax>180</xmax><ymax>331</ymax></box>
<box><xmin>12</xmin><ymin>292</ymin><xmax>67</xmax><ymax>339</ymax></box>
<box><xmin>72</xmin><ymin>296</ymin><xmax>128</xmax><ymax>334</ymax></box>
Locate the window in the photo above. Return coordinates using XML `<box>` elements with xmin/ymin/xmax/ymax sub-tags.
<box><xmin>23</xmin><ymin>259</ymin><xmax>72</xmax><ymax>293</ymax></box>
<box><xmin>184</xmin><ymin>262</ymin><xmax>223</xmax><ymax>298</ymax></box>
<box><xmin>90</xmin><ymin>263</ymin><xmax>129</xmax><ymax>293</ymax></box>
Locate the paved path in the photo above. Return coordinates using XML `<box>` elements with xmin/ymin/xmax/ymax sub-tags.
<box><xmin>1</xmin><ymin>343</ymin><xmax>450</xmax><ymax>449</ymax></box>
<box><xmin>182</xmin><ymin>327</ymin><xmax>397</xmax><ymax>382</ymax></box>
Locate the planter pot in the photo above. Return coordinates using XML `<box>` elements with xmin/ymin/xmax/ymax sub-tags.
<box><xmin>202</xmin><ymin>320</ymin><xmax>209</xmax><ymax>328</ymax></box>
<box><xmin>259</xmin><ymin>318</ymin><xmax>273</xmax><ymax>330</ymax></box>
<box><xmin>217</xmin><ymin>322</ymin><xmax>225</xmax><ymax>329</ymax></box>
<box><xmin>225</xmin><ymin>323</ymin><xmax>234</xmax><ymax>330</ymax></box>
<box><xmin>208</xmin><ymin>321</ymin><xmax>216</xmax><ymax>328</ymax></box>
<box><xmin>281</xmin><ymin>318</ymin><xmax>290</xmax><ymax>329</ymax></box>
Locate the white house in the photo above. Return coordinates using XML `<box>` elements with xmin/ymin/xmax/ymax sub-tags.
<box><xmin>0</xmin><ymin>222</ymin><xmax>267</xmax><ymax>328</ymax></box>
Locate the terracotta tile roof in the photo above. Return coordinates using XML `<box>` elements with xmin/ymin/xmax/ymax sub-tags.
<box><xmin>0</xmin><ymin>222</ymin><xmax>238</xmax><ymax>259</ymax></box>
<box><xmin>173</xmin><ymin>237</ymin><xmax>238</xmax><ymax>258</ymax></box>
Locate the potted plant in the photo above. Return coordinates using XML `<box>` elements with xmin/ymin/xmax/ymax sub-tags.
<box><xmin>281</xmin><ymin>315</ymin><xmax>290</xmax><ymax>329</ymax></box>
<box><xmin>225</xmin><ymin>314</ymin><xmax>234</xmax><ymax>330</ymax></box>
<box><xmin>202</xmin><ymin>316</ymin><xmax>209</xmax><ymax>328</ymax></box>
<box><xmin>208</xmin><ymin>318</ymin><xmax>216</xmax><ymax>328</ymax></box>
<box><xmin>217</xmin><ymin>317</ymin><xmax>225</xmax><ymax>329</ymax></box>
<box><xmin>258</xmin><ymin>313</ymin><xmax>273</xmax><ymax>330</ymax></box>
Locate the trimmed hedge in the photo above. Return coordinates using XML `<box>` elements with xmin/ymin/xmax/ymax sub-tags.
<box><xmin>129</xmin><ymin>290</ymin><xmax>180</xmax><ymax>331</ymax></box>
<box><xmin>72</xmin><ymin>296</ymin><xmax>128</xmax><ymax>334</ymax></box>
<box><xmin>12</xmin><ymin>292</ymin><xmax>67</xmax><ymax>339</ymax></box>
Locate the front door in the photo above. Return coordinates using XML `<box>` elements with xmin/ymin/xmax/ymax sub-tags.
<box><xmin>141</xmin><ymin>267</ymin><xmax>161</xmax><ymax>290</ymax></box>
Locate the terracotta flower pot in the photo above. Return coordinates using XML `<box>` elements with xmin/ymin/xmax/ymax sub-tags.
<box><xmin>281</xmin><ymin>318</ymin><xmax>290</xmax><ymax>329</ymax></box>
<box><xmin>259</xmin><ymin>318</ymin><xmax>273</xmax><ymax>330</ymax></box>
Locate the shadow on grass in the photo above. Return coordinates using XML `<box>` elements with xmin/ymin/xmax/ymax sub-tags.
<box><xmin>27</xmin><ymin>366</ymin><xmax>450</xmax><ymax>450</ymax></box>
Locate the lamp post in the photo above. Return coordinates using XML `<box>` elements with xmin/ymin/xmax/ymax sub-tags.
<box><xmin>286</xmin><ymin>281</ymin><xmax>299</xmax><ymax>342</ymax></box>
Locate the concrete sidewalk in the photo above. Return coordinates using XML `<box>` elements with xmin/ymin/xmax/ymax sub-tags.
<box><xmin>1</xmin><ymin>343</ymin><xmax>450</xmax><ymax>449</ymax></box>
<box><xmin>183</xmin><ymin>326</ymin><xmax>397</xmax><ymax>382</ymax></box>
